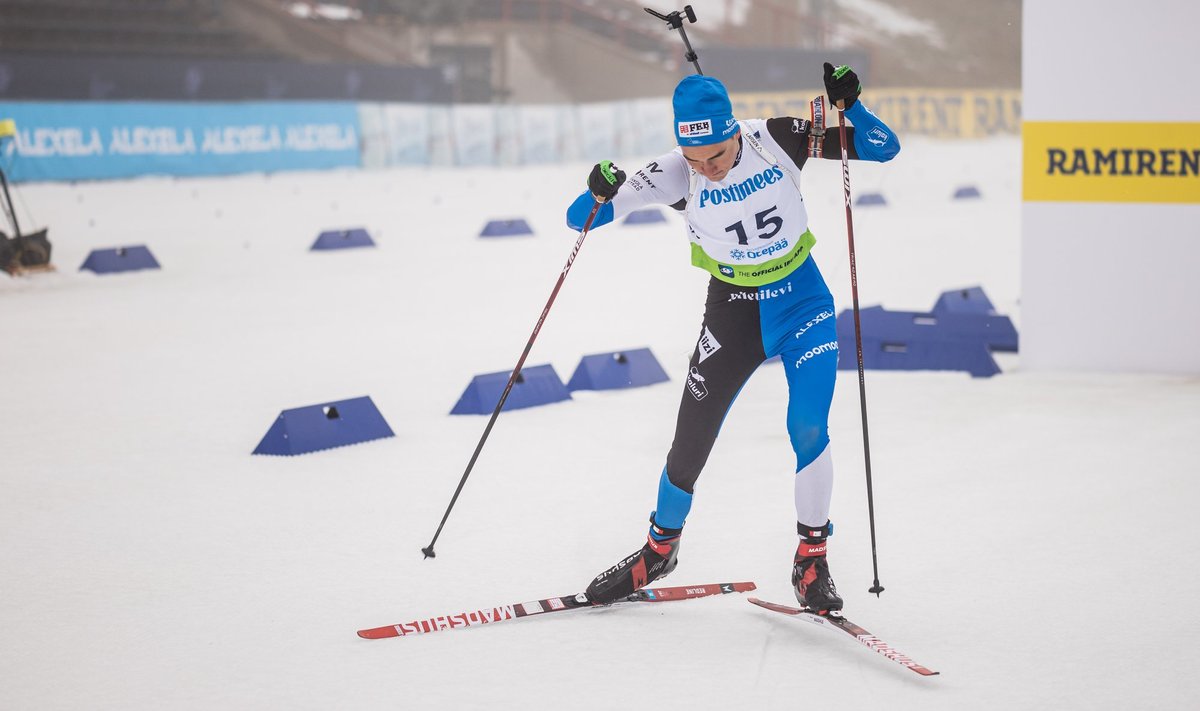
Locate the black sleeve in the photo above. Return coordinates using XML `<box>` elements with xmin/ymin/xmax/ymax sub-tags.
<box><xmin>765</xmin><ymin>116</ymin><xmax>859</xmax><ymax>170</ymax></box>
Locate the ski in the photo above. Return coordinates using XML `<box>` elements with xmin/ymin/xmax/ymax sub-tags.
<box><xmin>358</xmin><ymin>581</ymin><xmax>757</xmax><ymax>639</ymax></box>
<box><xmin>748</xmin><ymin>597</ymin><xmax>939</xmax><ymax>676</ymax></box>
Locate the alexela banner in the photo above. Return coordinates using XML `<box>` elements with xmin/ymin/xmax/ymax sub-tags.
<box><xmin>1</xmin><ymin>91</ymin><xmax>1022</xmax><ymax>183</ymax></box>
<box><xmin>0</xmin><ymin>101</ymin><xmax>360</xmax><ymax>181</ymax></box>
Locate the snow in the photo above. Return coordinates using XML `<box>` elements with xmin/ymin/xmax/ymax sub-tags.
<box><xmin>2</xmin><ymin>136</ymin><xmax>1198</xmax><ymax>709</ymax></box>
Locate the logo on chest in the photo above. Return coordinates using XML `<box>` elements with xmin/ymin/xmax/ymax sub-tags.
<box><xmin>697</xmin><ymin>165</ymin><xmax>785</xmax><ymax>208</ymax></box>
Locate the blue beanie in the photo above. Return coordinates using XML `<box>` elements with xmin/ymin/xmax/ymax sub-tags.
<box><xmin>672</xmin><ymin>75</ymin><xmax>737</xmax><ymax>146</ymax></box>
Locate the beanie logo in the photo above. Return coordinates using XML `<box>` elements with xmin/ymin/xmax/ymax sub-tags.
<box><xmin>678</xmin><ymin>120</ymin><xmax>713</xmax><ymax>138</ymax></box>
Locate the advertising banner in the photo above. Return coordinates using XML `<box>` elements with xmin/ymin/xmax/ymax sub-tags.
<box><xmin>0</xmin><ymin>101</ymin><xmax>361</xmax><ymax>181</ymax></box>
<box><xmin>449</xmin><ymin>105</ymin><xmax>495</xmax><ymax>166</ymax></box>
<box><xmin>627</xmin><ymin>98</ymin><xmax>675</xmax><ymax>157</ymax></box>
<box><xmin>575</xmin><ymin>103</ymin><xmax>619</xmax><ymax>163</ymax></box>
<box><xmin>1023</xmin><ymin>121</ymin><xmax>1200</xmax><ymax>203</ymax></box>
<box><xmin>516</xmin><ymin>105</ymin><xmax>561</xmax><ymax>165</ymax></box>
<box><xmin>381</xmin><ymin>103</ymin><xmax>434</xmax><ymax>165</ymax></box>
<box><xmin>730</xmin><ymin>88</ymin><xmax>1022</xmax><ymax>139</ymax></box>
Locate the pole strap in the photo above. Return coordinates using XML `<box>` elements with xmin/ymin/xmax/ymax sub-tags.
<box><xmin>808</xmin><ymin>96</ymin><xmax>827</xmax><ymax>159</ymax></box>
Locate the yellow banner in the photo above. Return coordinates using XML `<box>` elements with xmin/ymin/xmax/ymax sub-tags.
<box><xmin>1023</xmin><ymin>122</ymin><xmax>1200</xmax><ymax>203</ymax></box>
<box><xmin>729</xmin><ymin>88</ymin><xmax>1022</xmax><ymax>139</ymax></box>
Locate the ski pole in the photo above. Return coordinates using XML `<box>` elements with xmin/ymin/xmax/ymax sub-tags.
<box><xmin>421</xmin><ymin>201</ymin><xmax>605</xmax><ymax>559</ymax></box>
<box><xmin>644</xmin><ymin>5</ymin><xmax>702</xmax><ymax>74</ymax></box>
<box><xmin>835</xmin><ymin>105</ymin><xmax>884</xmax><ymax>597</ymax></box>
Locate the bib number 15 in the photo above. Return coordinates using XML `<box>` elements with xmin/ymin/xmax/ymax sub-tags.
<box><xmin>724</xmin><ymin>205</ymin><xmax>783</xmax><ymax>245</ymax></box>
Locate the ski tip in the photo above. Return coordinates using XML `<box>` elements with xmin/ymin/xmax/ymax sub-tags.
<box><xmin>356</xmin><ymin>627</ymin><xmax>399</xmax><ymax>640</ymax></box>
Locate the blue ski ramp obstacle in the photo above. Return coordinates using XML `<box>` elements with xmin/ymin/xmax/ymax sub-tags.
<box><xmin>311</xmin><ymin>228</ymin><xmax>375</xmax><ymax>251</ymax></box>
<box><xmin>80</xmin><ymin>245</ymin><xmax>160</xmax><ymax>274</ymax></box>
<box><xmin>450</xmin><ymin>364</ymin><xmax>571</xmax><ymax>414</ymax></box>
<box><xmin>856</xmin><ymin>192</ymin><xmax>887</xmax><ymax>207</ymax></box>
<box><xmin>567</xmin><ymin>348</ymin><xmax>670</xmax><ymax>391</ymax></box>
<box><xmin>953</xmin><ymin>185</ymin><xmax>982</xmax><ymax>200</ymax></box>
<box><xmin>934</xmin><ymin>286</ymin><xmax>997</xmax><ymax>315</ymax></box>
<box><xmin>253</xmin><ymin>396</ymin><xmax>394</xmax><ymax>456</ymax></box>
<box><xmin>834</xmin><ymin>286</ymin><xmax>1018</xmax><ymax>378</ymax></box>
<box><xmin>623</xmin><ymin>208</ymin><xmax>667</xmax><ymax>225</ymax></box>
<box><xmin>479</xmin><ymin>218</ymin><xmax>533</xmax><ymax>237</ymax></box>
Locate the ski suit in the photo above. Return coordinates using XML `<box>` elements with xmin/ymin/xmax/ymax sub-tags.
<box><xmin>566</xmin><ymin>100</ymin><xmax>900</xmax><ymax>531</ymax></box>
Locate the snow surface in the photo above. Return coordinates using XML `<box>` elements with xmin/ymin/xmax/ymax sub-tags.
<box><xmin>3</xmin><ymin>136</ymin><xmax>1198</xmax><ymax>710</ymax></box>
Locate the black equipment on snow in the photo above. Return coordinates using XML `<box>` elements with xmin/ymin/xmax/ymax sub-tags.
<box><xmin>644</xmin><ymin>5</ymin><xmax>703</xmax><ymax>75</ymax></box>
<box><xmin>0</xmin><ymin>128</ymin><xmax>53</xmax><ymax>276</ymax></box>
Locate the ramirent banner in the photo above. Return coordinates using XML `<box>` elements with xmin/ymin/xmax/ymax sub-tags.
<box><xmin>0</xmin><ymin>102</ymin><xmax>360</xmax><ymax>181</ymax></box>
<box><xmin>1023</xmin><ymin>121</ymin><xmax>1200</xmax><ymax>203</ymax></box>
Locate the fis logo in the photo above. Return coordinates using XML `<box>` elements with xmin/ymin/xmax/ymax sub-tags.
<box><xmin>718</xmin><ymin>264</ymin><xmax>734</xmax><ymax>278</ymax></box>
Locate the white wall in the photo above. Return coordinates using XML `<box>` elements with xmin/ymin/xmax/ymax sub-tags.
<box><xmin>1021</xmin><ymin>0</ymin><xmax>1200</xmax><ymax>374</ymax></box>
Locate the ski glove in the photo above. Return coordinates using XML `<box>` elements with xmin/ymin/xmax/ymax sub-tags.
<box><xmin>587</xmin><ymin>160</ymin><xmax>626</xmax><ymax>203</ymax></box>
<box><xmin>823</xmin><ymin>62</ymin><xmax>862</xmax><ymax>110</ymax></box>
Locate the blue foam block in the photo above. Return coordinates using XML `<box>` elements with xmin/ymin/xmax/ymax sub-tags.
<box><xmin>79</xmin><ymin>245</ymin><xmax>160</xmax><ymax>274</ymax></box>
<box><xmin>253</xmin><ymin>395</ymin><xmax>394</xmax><ymax>456</ymax></box>
<box><xmin>567</xmin><ymin>348</ymin><xmax>670</xmax><ymax>391</ymax></box>
<box><xmin>623</xmin><ymin>208</ymin><xmax>667</xmax><ymax>225</ymax></box>
<box><xmin>936</xmin><ymin>311</ymin><xmax>1019</xmax><ymax>353</ymax></box>
<box><xmin>857</xmin><ymin>192</ymin><xmax>887</xmax><ymax>206</ymax></box>
<box><xmin>835</xmin><ymin>306</ymin><xmax>1003</xmax><ymax>377</ymax></box>
<box><xmin>311</xmin><ymin>228</ymin><xmax>375</xmax><ymax>250</ymax></box>
<box><xmin>933</xmin><ymin>286</ymin><xmax>995</xmax><ymax>315</ymax></box>
<box><xmin>450</xmin><ymin>363</ymin><xmax>570</xmax><ymax>414</ymax></box>
<box><xmin>480</xmin><ymin>218</ymin><xmax>534</xmax><ymax>237</ymax></box>
<box><xmin>930</xmin><ymin>287</ymin><xmax>1018</xmax><ymax>352</ymax></box>
<box><xmin>953</xmin><ymin>185</ymin><xmax>982</xmax><ymax>199</ymax></box>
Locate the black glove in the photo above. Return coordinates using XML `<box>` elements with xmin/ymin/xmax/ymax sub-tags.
<box><xmin>587</xmin><ymin>160</ymin><xmax>626</xmax><ymax>203</ymax></box>
<box><xmin>823</xmin><ymin>62</ymin><xmax>861</xmax><ymax>110</ymax></box>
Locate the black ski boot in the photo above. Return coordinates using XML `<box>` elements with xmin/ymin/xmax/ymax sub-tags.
<box><xmin>792</xmin><ymin>521</ymin><xmax>843</xmax><ymax>614</ymax></box>
<box><xmin>585</xmin><ymin>514</ymin><xmax>682</xmax><ymax>605</ymax></box>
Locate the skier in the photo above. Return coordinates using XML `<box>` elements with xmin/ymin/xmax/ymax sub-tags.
<box><xmin>565</xmin><ymin>64</ymin><xmax>899</xmax><ymax>613</ymax></box>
